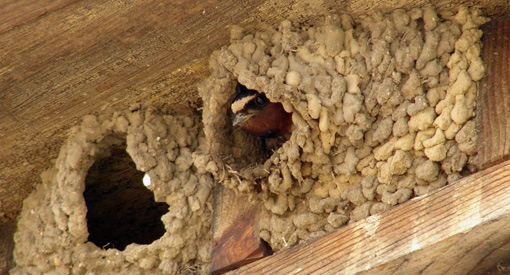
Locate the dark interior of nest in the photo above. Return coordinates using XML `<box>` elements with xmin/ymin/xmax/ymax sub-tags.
<box><xmin>227</xmin><ymin>81</ymin><xmax>294</xmax><ymax>170</ymax></box>
<box><xmin>83</xmin><ymin>142</ymin><xmax>168</xmax><ymax>251</ymax></box>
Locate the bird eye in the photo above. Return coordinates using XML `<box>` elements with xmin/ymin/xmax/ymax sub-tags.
<box><xmin>255</xmin><ymin>94</ymin><xmax>267</xmax><ymax>106</ymax></box>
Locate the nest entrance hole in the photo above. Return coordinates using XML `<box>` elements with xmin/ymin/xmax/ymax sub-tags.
<box><xmin>83</xmin><ymin>144</ymin><xmax>168</xmax><ymax>251</ymax></box>
<box><xmin>229</xmin><ymin>82</ymin><xmax>293</xmax><ymax>166</ymax></box>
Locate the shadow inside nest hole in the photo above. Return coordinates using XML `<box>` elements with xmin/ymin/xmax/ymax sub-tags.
<box><xmin>83</xmin><ymin>142</ymin><xmax>168</xmax><ymax>251</ymax></box>
<box><xmin>228</xmin><ymin>81</ymin><xmax>295</xmax><ymax>168</ymax></box>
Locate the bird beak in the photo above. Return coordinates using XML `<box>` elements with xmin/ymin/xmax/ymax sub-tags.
<box><xmin>232</xmin><ymin>113</ymin><xmax>253</xmax><ymax>127</ymax></box>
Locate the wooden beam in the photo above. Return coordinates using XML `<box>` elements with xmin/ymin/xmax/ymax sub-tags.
<box><xmin>475</xmin><ymin>15</ymin><xmax>510</xmax><ymax>169</ymax></box>
<box><xmin>228</xmin><ymin>159</ymin><xmax>510</xmax><ymax>274</ymax></box>
<box><xmin>0</xmin><ymin>0</ymin><xmax>80</xmax><ymax>33</ymax></box>
<box><xmin>211</xmin><ymin>185</ymin><xmax>272</xmax><ymax>274</ymax></box>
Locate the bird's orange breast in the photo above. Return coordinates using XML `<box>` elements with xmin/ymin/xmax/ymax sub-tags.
<box><xmin>241</xmin><ymin>102</ymin><xmax>293</xmax><ymax>138</ymax></box>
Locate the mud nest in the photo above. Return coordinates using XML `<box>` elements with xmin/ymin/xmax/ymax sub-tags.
<box><xmin>196</xmin><ymin>6</ymin><xmax>487</xmax><ymax>251</ymax></box>
<box><xmin>12</xmin><ymin>5</ymin><xmax>489</xmax><ymax>271</ymax></box>
<box><xmin>12</xmin><ymin>106</ymin><xmax>214</xmax><ymax>274</ymax></box>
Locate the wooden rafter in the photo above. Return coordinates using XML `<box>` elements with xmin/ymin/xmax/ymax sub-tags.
<box><xmin>228</xmin><ymin>159</ymin><xmax>510</xmax><ymax>274</ymax></box>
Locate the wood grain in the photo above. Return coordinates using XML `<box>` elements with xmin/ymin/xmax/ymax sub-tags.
<box><xmin>475</xmin><ymin>15</ymin><xmax>510</xmax><ymax>169</ymax></box>
<box><xmin>0</xmin><ymin>0</ymin><xmax>80</xmax><ymax>34</ymax></box>
<box><xmin>229</xmin><ymin>159</ymin><xmax>510</xmax><ymax>274</ymax></box>
<box><xmin>211</xmin><ymin>185</ymin><xmax>272</xmax><ymax>274</ymax></box>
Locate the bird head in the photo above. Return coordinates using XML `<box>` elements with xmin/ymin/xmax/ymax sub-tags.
<box><xmin>231</xmin><ymin>84</ymin><xmax>293</xmax><ymax>139</ymax></box>
<box><xmin>231</xmin><ymin>85</ymin><xmax>269</xmax><ymax>127</ymax></box>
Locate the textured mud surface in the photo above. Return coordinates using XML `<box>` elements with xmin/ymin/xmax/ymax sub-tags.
<box><xmin>197</xmin><ymin>6</ymin><xmax>487</xmax><ymax>251</ymax></box>
<box><xmin>12</xmin><ymin>106</ymin><xmax>213</xmax><ymax>274</ymax></box>
<box><xmin>11</xmin><ymin>4</ymin><xmax>489</xmax><ymax>274</ymax></box>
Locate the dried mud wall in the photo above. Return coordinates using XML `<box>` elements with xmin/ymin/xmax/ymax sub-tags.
<box><xmin>12</xmin><ymin>107</ymin><xmax>213</xmax><ymax>274</ymax></box>
<box><xmin>197</xmin><ymin>6</ymin><xmax>487</xmax><ymax>251</ymax></box>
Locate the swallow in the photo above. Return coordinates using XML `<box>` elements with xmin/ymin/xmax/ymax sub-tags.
<box><xmin>231</xmin><ymin>84</ymin><xmax>294</xmax><ymax>149</ymax></box>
